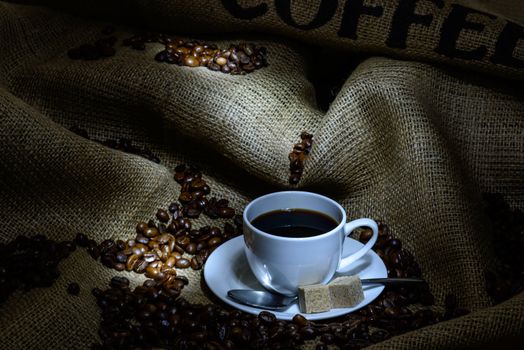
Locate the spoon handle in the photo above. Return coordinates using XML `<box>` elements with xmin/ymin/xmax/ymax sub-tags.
<box><xmin>361</xmin><ymin>278</ymin><xmax>425</xmax><ymax>285</ymax></box>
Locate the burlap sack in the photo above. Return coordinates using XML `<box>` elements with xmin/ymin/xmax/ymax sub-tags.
<box><xmin>5</xmin><ymin>0</ymin><xmax>524</xmax><ymax>80</ymax></box>
<box><xmin>0</xmin><ymin>0</ymin><xmax>522</xmax><ymax>349</ymax></box>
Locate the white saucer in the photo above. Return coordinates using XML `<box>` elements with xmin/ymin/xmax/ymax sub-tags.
<box><xmin>203</xmin><ymin>236</ymin><xmax>387</xmax><ymax>321</ymax></box>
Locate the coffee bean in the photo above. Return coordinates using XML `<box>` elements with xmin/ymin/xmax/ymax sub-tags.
<box><xmin>126</xmin><ymin>254</ymin><xmax>139</xmax><ymax>271</ymax></box>
<box><xmin>288</xmin><ymin>132</ymin><xmax>313</xmax><ymax>185</ymax></box>
<box><xmin>67</xmin><ymin>282</ymin><xmax>80</xmax><ymax>295</ymax></box>
<box><xmin>185</xmin><ymin>242</ymin><xmax>197</xmax><ymax>254</ymax></box>
<box><xmin>144</xmin><ymin>227</ymin><xmax>159</xmax><ymax>238</ymax></box>
<box><xmin>146</xmin><ymin>266</ymin><xmax>160</xmax><ymax>279</ymax></box>
<box><xmin>190</xmin><ymin>255</ymin><xmax>203</xmax><ymax>270</ymax></box>
<box><xmin>215</xmin><ymin>57</ymin><xmax>227</xmax><ymax>66</ymax></box>
<box><xmin>217</xmin><ymin>207</ymin><xmax>235</xmax><ymax>219</ymax></box>
<box><xmin>99</xmin><ymin>239</ymin><xmax>115</xmax><ymax>254</ymax></box>
<box><xmin>292</xmin><ymin>314</ymin><xmax>309</xmax><ymax>327</ymax></box>
<box><xmin>175</xmin><ymin>258</ymin><xmax>190</xmax><ymax>269</ymax></box>
<box><xmin>183</xmin><ymin>56</ymin><xmax>200</xmax><ymax>67</ymax></box>
<box><xmin>134</xmin><ymin>258</ymin><xmax>148</xmax><ymax>273</ymax></box>
<box><xmin>75</xmin><ymin>233</ymin><xmax>90</xmax><ymax>247</ymax></box>
<box><xmin>156</xmin><ymin>209</ymin><xmax>170</xmax><ymax>223</ymax></box>
<box><xmin>110</xmin><ymin>276</ymin><xmax>129</xmax><ymax>289</ymax></box>
<box><xmin>136</xmin><ymin>222</ymin><xmax>148</xmax><ymax>234</ymax></box>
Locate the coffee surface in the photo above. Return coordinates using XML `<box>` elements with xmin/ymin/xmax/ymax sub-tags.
<box><xmin>251</xmin><ymin>209</ymin><xmax>338</xmax><ymax>238</ymax></box>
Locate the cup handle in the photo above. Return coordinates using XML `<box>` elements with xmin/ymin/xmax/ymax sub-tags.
<box><xmin>336</xmin><ymin>218</ymin><xmax>378</xmax><ymax>273</ymax></box>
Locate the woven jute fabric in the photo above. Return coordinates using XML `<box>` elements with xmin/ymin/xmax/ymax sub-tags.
<box><xmin>0</xmin><ymin>1</ymin><xmax>523</xmax><ymax>349</ymax></box>
<box><xmin>5</xmin><ymin>0</ymin><xmax>524</xmax><ymax>80</ymax></box>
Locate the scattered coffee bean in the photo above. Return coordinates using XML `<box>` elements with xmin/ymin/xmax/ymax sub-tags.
<box><xmin>67</xmin><ymin>282</ymin><xmax>80</xmax><ymax>295</ymax></box>
<box><xmin>69</xmin><ymin>127</ymin><xmax>160</xmax><ymax>163</ymax></box>
<box><xmin>288</xmin><ymin>132</ymin><xmax>313</xmax><ymax>185</ymax></box>
<box><xmin>0</xmin><ymin>235</ymin><xmax>76</xmax><ymax>304</ymax></box>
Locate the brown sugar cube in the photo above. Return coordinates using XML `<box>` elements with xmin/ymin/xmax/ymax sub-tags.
<box><xmin>298</xmin><ymin>284</ymin><xmax>331</xmax><ymax>313</ymax></box>
<box><xmin>328</xmin><ymin>275</ymin><xmax>364</xmax><ymax>308</ymax></box>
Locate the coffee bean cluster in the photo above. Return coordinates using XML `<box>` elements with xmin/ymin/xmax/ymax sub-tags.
<box><xmin>87</xmin><ymin>220</ymin><xmax>470</xmax><ymax>349</ymax></box>
<box><xmin>68</xmin><ymin>26</ymin><xmax>268</xmax><ymax>74</ymax></box>
<box><xmin>124</xmin><ymin>31</ymin><xmax>267</xmax><ymax>74</ymax></box>
<box><xmin>359</xmin><ymin>223</ymin><xmax>423</xmax><ymax>280</ymax></box>
<box><xmin>75</xmin><ymin>163</ymin><xmax>241</xmax><ymax>284</ymax></box>
<box><xmin>289</xmin><ymin>132</ymin><xmax>313</xmax><ymax>185</ymax></box>
<box><xmin>70</xmin><ymin>126</ymin><xmax>160</xmax><ymax>163</ymax></box>
<box><xmin>0</xmin><ymin>235</ymin><xmax>76</xmax><ymax>304</ymax></box>
<box><xmin>84</xmin><ymin>214</ymin><xmax>238</xmax><ymax>280</ymax></box>
<box><xmin>174</xmin><ymin>164</ymin><xmax>236</xmax><ymax>219</ymax></box>
<box><xmin>154</xmin><ymin>38</ymin><xmax>267</xmax><ymax>75</ymax></box>
<box><xmin>67</xmin><ymin>26</ymin><xmax>117</xmax><ymax>60</ymax></box>
<box><xmin>92</xmin><ymin>276</ymin><xmax>324</xmax><ymax>349</ymax></box>
<box><xmin>482</xmin><ymin>193</ymin><xmax>524</xmax><ymax>304</ymax></box>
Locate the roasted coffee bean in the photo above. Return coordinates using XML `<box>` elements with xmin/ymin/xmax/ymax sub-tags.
<box><xmin>359</xmin><ymin>229</ymin><xmax>374</xmax><ymax>243</ymax></box>
<box><xmin>190</xmin><ymin>255</ymin><xmax>204</xmax><ymax>270</ymax></box>
<box><xmin>185</xmin><ymin>207</ymin><xmax>201</xmax><ymax>218</ymax></box>
<box><xmin>135</xmin><ymin>234</ymin><xmax>149</xmax><ymax>245</ymax></box>
<box><xmin>175</xmin><ymin>258</ymin><xmax>190</xmax><ymax>269</ymax></box>
<box><xmin>185</xmin><ymin>242</ymin><xmax>197</xmax><ymax>254</ymax></box>
<box><xmin>136</xmin><ymin>222</ymin><xmax>148</xmax><ymax>235</ymax></box>
<box><xmin>110</xmin><ymin>276</ymin><xmax>129</xmax><ymax>289</ymax></box>
<box><xmin>176</xmin><ymin>236</ymin><xmax>190</xmax><ymax>247</ymax></box>
<box><xmin>292</xmin><ymin>314</ymin><xmax>309</xmax><ymax>327</ymax></box>
<box><xmin>126</xmin><ymin>254</ymin><xmax>139</xmax><ymax>271</ymax></box>
<box><xmin>143</xmin><ymin>252</ymin><xmax>157</xmax><ymax>263</ymax></box>
<box><xmin>133</xmin><ymin>258</ymin><xmax>148</xmax><ymax>273</ymax></box>
<box><xmin>142</xmin><ymin>227</ymin><xmax>158</xmax><ymax>238</ymax></box>
<box><xmin>100</xmin><ymin>254</ymin><xmax>115</xmax><ymax>268</ymax></box>
<box><xmin>67</xmin><ymin>282</ymin><xmax>80</xmax><ymax>295</ymax></box>
<box><xmin>75</xmin><ymin>233</ymin><xmax>90</xmax><ymax>247</ymax></box>
<box><xmin>174</xmin><ymin>276</ymin><xmax>189</xmax><ymax>286</ymax></box>
<box><xmin>146</xmin><ymin>266</ymin><xmax>160</xmax><ymax>279</ymax></box>
<box><xmin>156</xmin><ymin>209</ymin><xmax>170</xmax><ymax>223</ymax></box>
<box><xmin>217</xmin><ymin>207</ymin><xmax>235</xmax><ymax>219</ymax></box>
<box><xmin>207</xmin><ymin>237</ymin><xmax>222</xmax><ymax>248</ymax></box>
<box><xmin>183</xmin><ymin>56</ymin><xmax>200</xmax><ymax>67</ymax></box>
<box><xmin>99</xmin><ymin>239</ymin><xmax>115</xmax><ymax>254</ymax></box>
<box><xmin>288</xmin><ymin>132</ymin><xmax>313</xmax><ymax>185</ymax></box>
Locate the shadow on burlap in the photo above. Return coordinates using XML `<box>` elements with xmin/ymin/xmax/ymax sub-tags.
<box><xmin>0</xmin><ymin>2</ymin><xmax>523</xmax><ymax>349</ymax></box>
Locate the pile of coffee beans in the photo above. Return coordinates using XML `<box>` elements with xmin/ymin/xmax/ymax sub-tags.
<box><xmin>174</xmin><ymin>164</ymin><xmax>236</xmax><ymax>219</ymax></box>
<box><xmin>289</xmin><ymin>132</ymin><xmax>313</xmax><ymax>185</ymax></box>
<box><xmin>482</xmin><ymin>193</ymin><xmax>524</xmax><ymax>304</ymax></box>
<box><xmin>92</xmin><ymin>276</ymin><xmax>329</xmax><ymax>349</ymax></box>
<box><xmin>67</xmin><ymin>25</ymin><xmax>268</xmax><ymax>75</ymax></box>
<box><xmin>67</xmin><ymin>26</ymin><xmax>117</xmax><ymax>60</ymax></box>
<box><xmin>5</xmin><ymin>132</ymin><xmax>509</xmax><ymax>350</ymax></box>
<box><xmin>153</xmin><ymin>38</ymin><xmax>267</xmax><ymax>75</ymax></box>
<box><xmin>70</xmin><ymin>126</ymin><xmax>160</xmax><ymax>163</ymax></box>
<box><xmin>88</xmin><ymin>221</ymin><xmax>469</xmax><ymax>349</ymax></box>
<box><xmin>84</xmin><ymin>215</ymin><xmax>239</xmax><ymax>278</ymax></box>
<box><xmin>74</xmin><ymin>163</ymin><xmax>241</xmax><ymax>285</ymax></box>
<box><xmin>0</xmin><ymin>235</ymin><xmax>76</xmax><ymax>304</ymax></box>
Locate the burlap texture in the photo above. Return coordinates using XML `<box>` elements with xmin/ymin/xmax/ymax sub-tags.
<box><xmin>0</xmin><ymin>1</ymin><xmax>523</xmax><ymax>349</ymax></box>
<box><xmin>6</xmin><ymin>0</ymin><xmax>524</xmax><ymax>80</ymax></box>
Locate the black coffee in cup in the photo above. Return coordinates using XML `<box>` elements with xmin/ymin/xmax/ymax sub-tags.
<box><xmin>251</xmin><ymin>209</ymin><xmax>338</xmax><ymax>238</ymax></box>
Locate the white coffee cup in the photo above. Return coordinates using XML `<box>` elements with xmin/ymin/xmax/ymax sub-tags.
<box><xmin>243</xmin><ymin>191</ymin><xmax>378</xmax><ymax>296</ymax></box>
